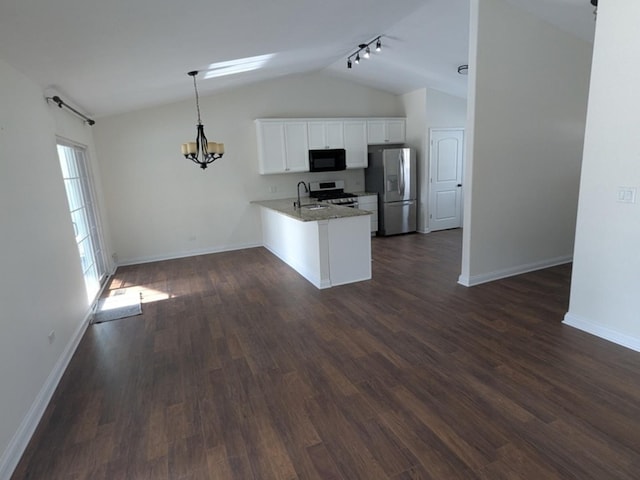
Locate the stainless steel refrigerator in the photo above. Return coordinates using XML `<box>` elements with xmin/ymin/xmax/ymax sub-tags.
<box><xmin>365</xmin><ymin>146</ymin><xmax>417</xmax><ymax>236</ymax></box>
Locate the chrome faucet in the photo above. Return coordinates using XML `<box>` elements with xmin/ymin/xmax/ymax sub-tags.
<box><xmin>295</xmin><ymin>181</ymin><xmax>309</xmax><ymax>209</ymax></box>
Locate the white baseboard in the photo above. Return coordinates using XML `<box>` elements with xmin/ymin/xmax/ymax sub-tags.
<box><xmin>0</xmin><ymin>311</ymin><xmax>92</xmax><ymax>480</ymax></box>
<box><xmin>458</xmin><ymin>255</ymin><xmax>572</xmax><ymax>287</ymax></box>
<box><xmin>262</xmin><ymin>245</ymin><xmax>329</xmax><ymax>289</ymax></box>
<box><xmin>117</xmin><ymin>242</ymin><xmax>262</xmax><ymax>266</ymax></box>
<box><xmin>563</xmin><ymin>313</ymin><xmax>640</xmax><ymax>353</ymax></box>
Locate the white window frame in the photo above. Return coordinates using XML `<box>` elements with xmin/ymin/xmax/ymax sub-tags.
<box><xmin>56</xmin><ymin>138</ymin><xmax>108</xmax><ymax>302</ymax></box>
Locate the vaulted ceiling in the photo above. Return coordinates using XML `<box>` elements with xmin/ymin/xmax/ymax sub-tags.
<box><xmin>0</xmin><ymin>0</ymin><xmax>595</xmax><ymax>118</ymax></box>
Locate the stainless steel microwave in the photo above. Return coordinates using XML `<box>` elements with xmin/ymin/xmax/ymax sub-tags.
<box><xmin>309</xmin><ymin>148</ymin><xmax>346</xmax><ymax>172</ymax></box>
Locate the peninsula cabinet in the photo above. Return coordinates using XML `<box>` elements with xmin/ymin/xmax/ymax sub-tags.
<box><xmin>366</xmin><ymin>118</ymin><xmax>406</xmax><ymax>145</ymax></box>
<box><xmin>256</xmin><ymin>120</ymin><xmax>309</xmax><ymax>174</ymax></box>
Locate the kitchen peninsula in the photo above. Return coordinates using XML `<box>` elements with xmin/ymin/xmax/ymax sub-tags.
<box><xmin>253</xmin><ymin>199</ymin><xmax>372</xmax><ymax>289</ymax></box>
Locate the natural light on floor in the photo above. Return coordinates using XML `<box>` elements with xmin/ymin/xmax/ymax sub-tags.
<box><xmin>99</xmin><ymin>290</ymin><xmax>140</xmax><ymax>311</ymax></box>
<box><xmin>104</xmin><ymin>280</ymin><xmax>173</xmax><ymax>305</ymax></box>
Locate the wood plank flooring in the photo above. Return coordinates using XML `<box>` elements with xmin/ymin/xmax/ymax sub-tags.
<box><xmin>12</xmin><ymin>229</ymin><xmax>640</xmax><ymax>479</ymax></box>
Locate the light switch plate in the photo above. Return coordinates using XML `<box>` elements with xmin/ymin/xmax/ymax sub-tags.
<box><xmin>617</xmin><ymin>187</ymin><xmax>637</xmax><ymax>204</ymax></box>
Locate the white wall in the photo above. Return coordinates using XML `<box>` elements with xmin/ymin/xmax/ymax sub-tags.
<box><xmin>460</xmin><ymin>0</ymin><xmax>592</xmax><ymax>286</ymax></box>
<box><xmin>424</xmin><ymin>88</ymin><xmax>468</xmax><ymax>232</ymax></box>
<box><xmin>402</xmin><ymin>88</ymin><xmax>467</xmax><ymax>232</ymax></box>
<box><xmin>425</xmin><ymin>88</ymin><xmax>468</xmax><ymax>129</ymax></box>
<box><xmin>401</xmin><ymin>89</ymin><xmax>428</xmax><ymax>230</ymax></box>
<box><xmin>0</xmin><ymin>58</ymin><xmax>102</xmax><ymax>477</ymax></box>
<box><xmin>564</xmin><ymin>1</ymin><xmax>640</xmax><ymax>350</ymax></box>
<box><xmin>93</xmin><ymin>72</ymin><xmax>404</xmax><ymax>265</ymax></box>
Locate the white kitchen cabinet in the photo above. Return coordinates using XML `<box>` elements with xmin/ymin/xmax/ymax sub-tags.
<box><xmin>257</xmin><ymin>117</ymin><xmax>406</xmax><ymax>174</ymax></box>
<box><xmin>367</xmin><ymin>118</ymin><xmax>406</xmax><ymax>145</ymax></box>
<box><xmin>257</xmin><ymin>204</ymin><xmax>371</xmax><ymax>288</ymax></box>
<box><xmin>357</xmin><ymin>194</ymin><xmax>379</xmax><ymax>233</ymax></box>
<box><xmin>343</xmin><ymin>120</ymin><xmax>368</xmax><ymax>169</ymax></box>
<box><xmin>283</xmin><ymin>122</ymin><xmax>309</xmax><ymax>172</ymax></box>
<box><xmin>256</xmin><ymin>120</ymin><xmax>309</xmax><ymax>174</ymax></box>
<box><xmin>307</xmin><ymin>121</ymin><xmax>344</xmax><ymax>149</ymax></box>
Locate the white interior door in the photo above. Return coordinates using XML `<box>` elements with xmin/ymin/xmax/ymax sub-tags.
<box><xmin>428</xmin><ymin>128</ymin><xmax>464</xmax><ymax>231</ymax></box>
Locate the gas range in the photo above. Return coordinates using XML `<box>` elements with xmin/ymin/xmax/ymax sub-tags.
<box><xmin>308</xmin><ymin>180</ymin><xmax>359</xmax><ymax>207</ymax></box>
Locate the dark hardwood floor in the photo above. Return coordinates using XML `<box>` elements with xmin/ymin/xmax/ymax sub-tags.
<box><xmin>12</xmin><ymin>229</ymin><xmax>640</xmax><ymax>479</ymax></box>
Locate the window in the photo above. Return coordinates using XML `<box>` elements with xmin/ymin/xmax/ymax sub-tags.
<box><xmin>57</xmin><ymin>141</ymin><xmax>107</xmax><ymax>301</ymax></box>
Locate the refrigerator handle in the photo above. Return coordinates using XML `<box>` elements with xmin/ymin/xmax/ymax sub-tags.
<box><xmin>399</xmin><ymin>152</ymin><xmax>405</xmax><ymax>196</ymax></box>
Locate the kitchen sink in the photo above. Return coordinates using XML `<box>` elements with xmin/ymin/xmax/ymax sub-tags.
<box><xmin>302</xmin><ymin>204</ymin><xmax>329</xmax><ymax>210</ymax></box>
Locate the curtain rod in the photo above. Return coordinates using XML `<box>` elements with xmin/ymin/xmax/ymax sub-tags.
<box><xmin>46</xmin><ymin>95</ymin><xmax>95</xmax><ymax>126</ymax></box>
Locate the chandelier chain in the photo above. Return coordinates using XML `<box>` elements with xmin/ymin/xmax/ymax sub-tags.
<box><xmin>192</xmin><ymin>73</ymin><xmax>202</xmax><ymax>125</ymax></box>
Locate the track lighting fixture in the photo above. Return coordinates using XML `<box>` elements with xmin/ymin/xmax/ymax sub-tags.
<box><xmin>346</xmin><ymin>36</ymin><xmax>382</xmax><ymax>69</ymax></box>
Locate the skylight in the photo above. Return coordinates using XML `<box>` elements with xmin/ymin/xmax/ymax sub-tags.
<box><xmin>203</xmin><ymin>54</ymin><xmax>275</xmax><ymax>79</ymax></box>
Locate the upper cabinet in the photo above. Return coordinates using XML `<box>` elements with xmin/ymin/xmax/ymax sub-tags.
<box><xmin>343</xmin><ymin>120</ymin><xmax>368</xmax><ymax>169</ymax></box>
<box><xmin>307</xmin><ymin>121</ymin><xmax>344</xmax><ymax>150</ymax></box>
<box><xmin>256</xmin><ymin>117</ymin><xmax>406</xmax><ymax>174</ymax></box>
<box><xmin>366</xmin><ymin>118</ymin><xmax>406</xmax><ymax>145</ymax></box>
<box><xmin>256</xmin><ymin>120</ymin><xmax>309</xmax><ymax>174</ymax></box>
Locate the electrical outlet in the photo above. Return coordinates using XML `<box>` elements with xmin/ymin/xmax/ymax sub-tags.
<box><xmin>188</xmin><ymin>235</ymin><xmax>196</xmax><ymax>242</ymax></box>
<box><xmin>269</xmin><ymin>185</ymin><xmax>277</xmax><ymax>193</ymax></box>
<box><xmin>48</xmin><ymin>330</ymin><xmax>56</xmax><ymax>344</ymax></box>
<box><xmin>617</xmin><ymin>187</ymin><xmax>637</xmax><ymax>204</ymax></box>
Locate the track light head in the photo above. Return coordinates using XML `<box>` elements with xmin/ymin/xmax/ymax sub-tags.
<box><xmin>346</xmin><ymin>36</ymin><xmax>383</xmax><ymax>70</ymax></box>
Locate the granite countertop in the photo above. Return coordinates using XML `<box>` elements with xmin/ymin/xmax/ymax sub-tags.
<box><xmin>252</xmin><ymin>198</ymin><xmax>371</xmax><ymax>222</ymax></box>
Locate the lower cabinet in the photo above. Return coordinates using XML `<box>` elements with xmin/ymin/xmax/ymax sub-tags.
<box><xmin>357</xmin><ymin>194</ymin><xmax>378</xmax><ymax>233</ymax></box>
<box><xmin>259</xmin><ymin>206</ymin><xmax>371</xmax><ymax>288</ymax></box>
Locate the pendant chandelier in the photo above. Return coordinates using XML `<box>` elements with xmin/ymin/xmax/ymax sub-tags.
<box><xmin>180</xmin><ymin>71</ymin><xmax>224</xmax><ymax>170</ymax></box>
